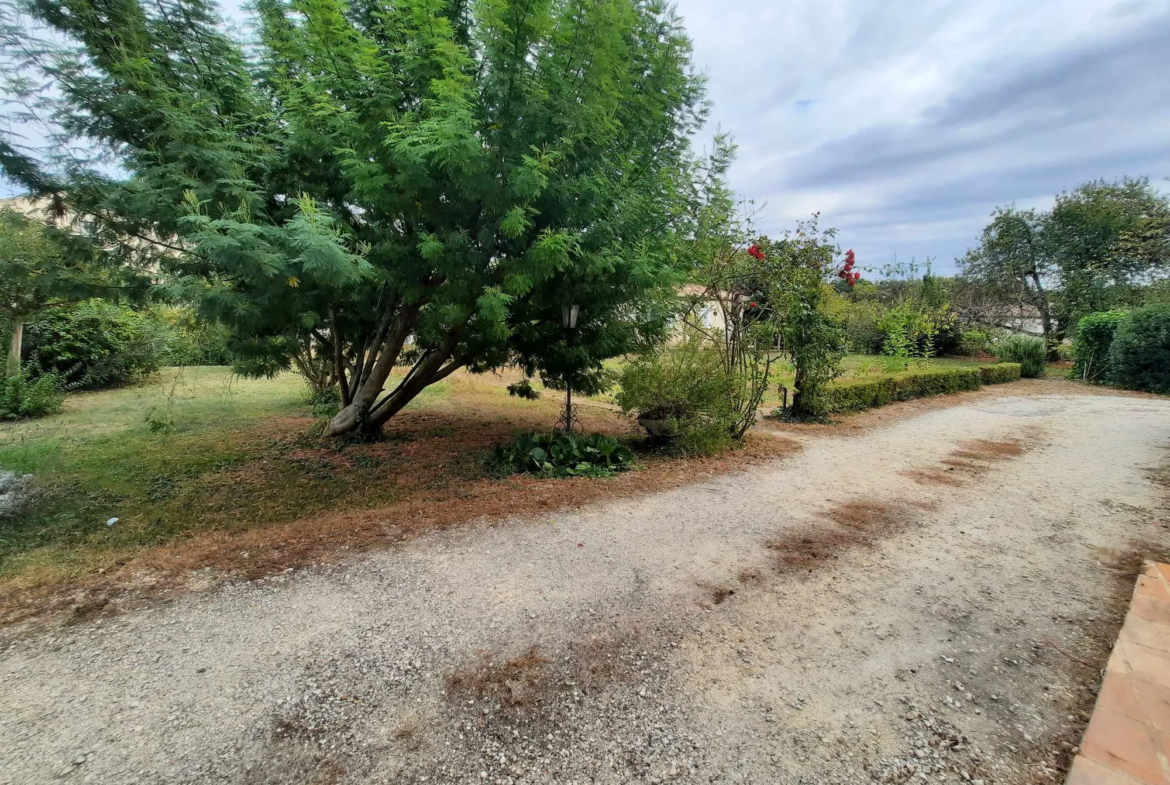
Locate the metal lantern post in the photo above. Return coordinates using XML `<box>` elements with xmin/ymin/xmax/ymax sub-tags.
<box><xmin>557</xmin><ymin>304</ymin><xmax>581</xmax><ymax>432</ymax></box>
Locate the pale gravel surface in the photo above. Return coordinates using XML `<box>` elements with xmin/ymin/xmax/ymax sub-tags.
<box><xmin>2</xmin><ymin>392</ymin><xmax>1170</xmax><ymax>785</ymax></box>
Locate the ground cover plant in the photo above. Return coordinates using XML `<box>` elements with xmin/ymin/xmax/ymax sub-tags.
<box><xmin>489</xmin><ymin>431</ymin><xmax>634</xmax><ymax>478</ymax></box>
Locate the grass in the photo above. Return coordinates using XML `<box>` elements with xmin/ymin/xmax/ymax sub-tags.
<box><xmin>0</xmin><ymin>366</ymin><xmax>796</xmax><ymax>622</ymax></box>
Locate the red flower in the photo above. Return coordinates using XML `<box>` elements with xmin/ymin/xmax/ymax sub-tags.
<box><xmin>747</xmin><ymin>244</ymin><xmax>765</xmax><ymax>260</ymax></box>
<box><xmin>749</xmin><ymin>302</ymin><xmax>758</xmax><ymax>308</ymax></box>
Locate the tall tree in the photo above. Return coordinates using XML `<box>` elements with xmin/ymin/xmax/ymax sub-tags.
<box><xmin>958</xmin><ymin>206</ymin><xmax>1057</xmax><ymax>350</ymax></box>
<box><xmin>1045</xmin><ymin>177</ymin><xmax>1170</xmax><ymax>320</ymax></box>
<box><xmin>0</xmin><ymin>0</ymin><xmax>705</xmax><ymax>437</ymax></box>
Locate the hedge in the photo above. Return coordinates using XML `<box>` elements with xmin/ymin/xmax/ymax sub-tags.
<box><xmin>979</xmin><ymin>363</ymin><xmax>1022</xmax><ymax>385</ymax></box>
<box><xmin>1072</xmin><ymin>311</ymin><xmax>1127</xmax><ymax>383</ymax></box>
<box><xmin>820</xmin><ymin>367</ymin><xmax>981</xmax><ymax>414</ymax></box>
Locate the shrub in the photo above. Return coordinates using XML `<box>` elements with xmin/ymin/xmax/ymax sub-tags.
<box><xmin>1071</xmin><ymin>311</ymin><xmax>1126</xmax><ymax>383</ymax></box>
<box><xmin>979</xmin><ymin>363</ymin><xmax>1022</xmax><ymax>385</ymax></box>
<box><xmin>817</xmin><ymin>367</ymin><xmax>983</xmax><ymax>414</ymax></box>
<box><xmin>958</xmin><ymin>328</ymin><xmax>998</xmax><ymax>357</ymax></box>
<box><xmin>489</xmin><ymin>431</ymin><xmax>634</xmax><ymax>478</ymax></box>
<box><xmin>993</xmin><ymin>334</ymin><xmax>1046</xmax><ymax>378</ymax></box>
<box><xmin>24</xmin><ymin>301</ymin><xmax>165</xmax><ymax>388</ymax></box>
<box><xmin>0</xmin><ymin>371</ymin><xmax>64</xmax><ymax>420</ymax></box>
<box><xmin>154</xmin><ymin>308</ymin><xmax>236</xmax><ymax>367</ymax></box>
<box><xmin>1109</xmin><ymin>304</ymin><xmax>1170</xmax><ymax>393</ymax></box>
<box><xmin>614</xmin><ymin>339</ymin><xmax>737</xmax><ymax>456</ymax></box>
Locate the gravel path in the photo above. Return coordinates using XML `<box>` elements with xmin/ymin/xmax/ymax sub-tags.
<box><xmin>3</xmin><ymin>391</ymin><xmax>1169</xmax><ymax>785</ymax></box>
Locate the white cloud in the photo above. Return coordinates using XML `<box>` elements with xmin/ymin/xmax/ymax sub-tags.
<box><xmin>674</xmin><ymin>0</ymin><xmax>1170</xmax><ymax>271</ymax></box>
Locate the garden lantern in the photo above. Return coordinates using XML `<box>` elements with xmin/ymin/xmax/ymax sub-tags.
<box><xmin>558</xmin><ymin>304</ymin><xmax>581</xmax><ymax>432</ymax></box>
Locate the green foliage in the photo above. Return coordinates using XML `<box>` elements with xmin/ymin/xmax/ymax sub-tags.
<box><xmin>1071</xmin><ymin>311</ymin><xmax>1127</xmax><ymax>383</ymax></box>
<box><xmin>823</xmin><ymin>293</ymin><xmax>883</xmax><ymax>354</ymax></box>
<box><xmin>994</xmin><ymin>334</ymin><xmax>1046</xmax><ymax>378</ymax></box>
<box><xmin>24</xmin><ymin>301</ymin><xmax>165</xmax><ymax>388</ymax></box>
<box><xmin>979</xmin><ymin>363</ymin><xmax>1022</xmax><ymax>385</ymax></box>
<box><xmin>0</xmin><ymin>371</ymin><xmax>64</xmax><ymax>420</ymax></box>
<box><xmin>959</xmin><ymin>327</ymin><xmax>998</xmax><ymax>357</ymax></box>
<box><xmin>489</xmin><ymin>431</ymin><xmax>634</xmax><ymax>478</ymax></box>
<box><xmin>816</xmin><ymin>367</ymin><xmax>984</xmax><ymax>414</ymax></box>
<box><xmin>615</xmin><ymin>338</ymin><xmax>737</xmax><ymax>456</ymax></box>
<box><xmin>506</xmin><ymin>379</ymin><xmax>541</xmax><ymax>401</ymax></box>
<box><xmin>2</xmin><ymin>0</ymin><xmax>706</xmax><ymax>438</ymax></box>
<box><xmin>1108</xmin><ymin>305</ymin><xmax>1170</xmax><ymax>394</ymax></box>
<box><xmin>153</xmin><ymin>308</ymin><xmax>235</xmax><ymax>367</ymax></box>
<box><xmin>962</xmin><ymin>177</ymin><xmax>1170</xmax><ymax>347</ymax></box>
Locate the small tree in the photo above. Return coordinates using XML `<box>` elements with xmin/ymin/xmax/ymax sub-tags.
<box><xmin>768</xmin><ymin>221</ymin><xmax>846</xmax><ymax>420</ymax></box>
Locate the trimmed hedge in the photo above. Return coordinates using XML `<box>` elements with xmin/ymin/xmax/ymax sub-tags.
<box><xmin>979</xmin><ymin>363</ymin><xmax>1022</xmax><ymax>385</ymax></box>
<box><xmin>1072</xmin><ymin>311</ymin><xmax>1126</xmax><ymax>383</ymax></box>
<box><xmin>821</xmin><ymin>367</ymin><xmax>983</xmax><ymax>414</ymax></box>
<box><xmin>1109</xmin><ymin>304</ymin><xmax>1170</xmax><ymax>394</ymax></box>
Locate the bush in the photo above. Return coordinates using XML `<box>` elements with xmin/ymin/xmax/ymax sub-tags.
<box><xmin>0</xmin><ymin>371</ymin><xmax>64</xmax><ymax>420</ymax></box>
<box><xmin>1071</xmin><ymin>311</ymin><xmax>1126</xmax><ymax>383</ymax></box>
<box><xmin>614</xmin><ymin>339</ymin><xmax>737</xmax><ymax>456</ymax></box>
<box><xmin>958</xmin><ymin>327</ymin><xmax>998</xmax><ymax>357</ymax></box>
<box><xmin>489</xmin><ymin>431</ymin><xmax>634</xmax><ymax>478</ymax></box>
<box><xmin>979</xmin><ymin>363</ymin><xmax>1022</xmax><ymax>385</ymax></box>
<box><xmin>1109</xmin><ymin>304</ymin><xmax>1170</xmax><ymax>393</ymax></box>
<box><xmin>817</xmin><ymin>367</ymin><xmax>983</xmax><ymax>414</ymax></box>
<box><xmin>154</xmin><ymin>308</ymin><xmax>236</xmax><ymax>367</ymax></box>
<box><xmin>24</xmin><ymin>301</ymin><xmax>165</xmax><ymax>388</ymax></box>
<box><xmin>993</xmin><ymin>334</ymin><xmax>1046</xmax><ymax>378</ymax></box>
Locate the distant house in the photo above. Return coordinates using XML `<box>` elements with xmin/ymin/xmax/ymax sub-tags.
<box><xmin>960</xmin><ymin>303</ymin><xmax>1046</xmax><ymax>336</ymax></box>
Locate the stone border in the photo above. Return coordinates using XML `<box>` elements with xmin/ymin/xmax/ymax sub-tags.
<box><xmin>1066</xmin><ymin>562</ymin><xmax>1170</xmax><ymax>784</ymax></box>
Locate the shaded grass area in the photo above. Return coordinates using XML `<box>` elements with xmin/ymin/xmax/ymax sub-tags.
<box><xmin>0</xmin><ymin>367</ymin><xmax>797</xmax><ymax>623</ymax></box>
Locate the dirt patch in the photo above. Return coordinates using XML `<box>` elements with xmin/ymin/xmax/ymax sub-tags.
<box><xmin>446</xmin><ymin>646</ymin><xmax>554</xmax><ymax>712</ymax></box>
<box><xmin>767</xmin><ymin>500</ymin><xmax>907</xmax><ymax>573</ymax></box>
<box><xmin>902</xmin><ymin>436</ymin><xmax>1029</xmax><ymax>486</ymax></box>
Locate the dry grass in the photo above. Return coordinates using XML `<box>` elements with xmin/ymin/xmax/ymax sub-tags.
<box><xmin>767</xmin><ymin>500</ymin><xmax>907</xmax><ymax>574</ymax></box>
<box><xmin>901</xmin><ymin>437</ymin><xmax>1029</xmax><ymax>487</ymax></box>
<box><xmin>445</xmin><ymin>646</ymin><xmax>554</xmax><ymax>711</ymax></box>
<box><xmin>0</xmin><ymin>371</ymin><xmax>799</xmax><ymax>627</ymax></box>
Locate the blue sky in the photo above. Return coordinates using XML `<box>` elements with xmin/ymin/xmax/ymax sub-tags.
<box><xmin>6</xmin><ymin>0</ymin><xmax>1169</xmax><ymax>275</ymax></box>
<box><xmin>672</xmin><ymin>0</ymin><xmax>1170</xmax><ymax>273</ymax></box>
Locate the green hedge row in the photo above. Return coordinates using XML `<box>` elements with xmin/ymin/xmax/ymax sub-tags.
<box><xmin>979</xmin><ymin>363</ymin><xmax>1023</xmax><ymax>385</ymax></box>
<box><xmin>820</xmin><ymin>364</ymin><xmax>1020</xmax><ymax>414</ymax></box>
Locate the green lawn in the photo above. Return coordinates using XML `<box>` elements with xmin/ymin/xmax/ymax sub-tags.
<box><xmin>0</xmin><ymin>367</ymin><xmax>455</xmax><ymax>586</ymax></box>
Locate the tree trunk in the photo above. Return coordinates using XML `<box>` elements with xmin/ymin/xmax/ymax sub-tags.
<box><xmin>1028</xmin><ymin>272</ymin><xmax>1059</xmax><ymax>360</ymax></box>
<box><xmin>6</xmin><ymin>317</ymin><xmax>23</xmax><ymax>378</ymax></box>
<box><xmin>324</xmin><ymin>305</ymin><xmax>420</xmax><ymax>437</ymax></box>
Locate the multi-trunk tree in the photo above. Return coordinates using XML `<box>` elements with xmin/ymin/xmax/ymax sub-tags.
<box><xmin>960</xmin><ymin>177</ymin><xmax>1170</xmax><ymax>353</ymax></box>
<box><xmin>1</xmin><ymin>0</ymin><xmax>705</xmax><ymax>437</ymax></box>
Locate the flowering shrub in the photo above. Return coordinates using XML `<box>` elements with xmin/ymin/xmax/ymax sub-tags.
<box><xmin>837</xmin><ymin>249</ymin><xmax>861</xmax><ymax>288</ymax></box>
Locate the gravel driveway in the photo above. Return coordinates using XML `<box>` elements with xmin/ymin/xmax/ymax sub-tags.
<box><xmin>3</xmin><ymin>391</ymin><xmax>1169</xmax><ymax>785</ymax></box>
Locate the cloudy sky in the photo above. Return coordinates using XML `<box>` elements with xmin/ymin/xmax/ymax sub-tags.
<box><xmin>672</xmin><ymin>0</ymin><xmax>1170</xmax><ymax>273</ymax></box>
<box><xmin>6</xmin><ymin>0</ymin><xmax>1168</xmax><ymax>274</ymax></box>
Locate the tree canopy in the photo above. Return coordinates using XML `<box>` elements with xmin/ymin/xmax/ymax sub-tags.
<box><xmin>0</xmin><ymin>0</ymin><xmax>707</xmax><ymax>436</ymax></box>
<box><xmin>959</xmin><ymin>176</ymin><xmax>1170</xmax><ymax>345</ymax></box>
